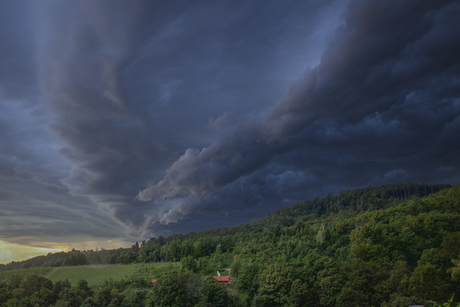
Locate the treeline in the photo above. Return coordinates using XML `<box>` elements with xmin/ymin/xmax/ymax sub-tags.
<box><xmin>225</xmin><ymin>184</ymin><xmax>460</xmax><ymax>306</ymax></box>
<box><xmin>0</xmin><ymin>271</ymin><xmax>239</xmax><ymax>307</ymax></box>
<box><xmin>271</xmin><ymin>183</ymin><xmax>452</xmax><ymax>222</ymax></box>
<box><xmin>2</xmin><ymin>183</ymin><xmax>460</xmax><ymax>306</ymax></box>
<box><xmin>0</xmin><ymin>183</ymin><xmax>451</xmax><ymax>272</ymax></box>
<box><xmin>0</xmin><ymin>248</ymin><xmax>136</xmax><ymax>272</ymax></box>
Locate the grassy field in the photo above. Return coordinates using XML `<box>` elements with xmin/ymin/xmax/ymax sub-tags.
<box><xmin>0</xmin><ymin>262</ymin><xmax>181</xmax><ymax>289</ymax></box>
<box><xmin>46</xmin><ymin>262</ymin><xmax>179</xmax><ymax>289</ymax></box>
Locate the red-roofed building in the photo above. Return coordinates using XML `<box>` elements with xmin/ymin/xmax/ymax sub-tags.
<box><xmin>151</xmin><ymin>279</ymin><xmax>157</xmax><ymax>284</ymax></box>
<box><xmin>212</xmin><ymin>276</ymin><xmax>230</xmax><ymax>284</ymax></box>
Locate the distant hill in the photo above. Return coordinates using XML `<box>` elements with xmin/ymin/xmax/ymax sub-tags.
<box><xmin>1</xmin><ymin>183</ymin><xmax>451</xmax><ymax>270</ymax></box>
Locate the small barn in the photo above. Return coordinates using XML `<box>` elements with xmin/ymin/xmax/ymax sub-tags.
<box><xmin>213</xmin><ymin>275</ymin><xmax>230</xmax><ymax>285</ymax></box>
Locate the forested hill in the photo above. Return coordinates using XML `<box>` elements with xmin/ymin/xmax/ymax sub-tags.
<box><xmin>2</xmin><ymin>183</ymin><xmax>460</xmax><ymax>306</ymax></box>
<box><xmin>170</xmin><ymin>183</ymin><xmax>452</xmax><ymax>241</ymax></box>
<box><xmin>275</xmin><ymin>183</ymin><xmax>451</xmax><ymax>219</ymax></box>
<box><xmin>0</xmin><ymin>183</ymin><xmax>451</xmax><ymax>267</ymax></box>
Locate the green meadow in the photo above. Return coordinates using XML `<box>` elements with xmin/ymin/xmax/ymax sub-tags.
<box><xmin>46</xmin><ymin>262</ymin><xmax>179</xmax><ymax>289</ymax></box>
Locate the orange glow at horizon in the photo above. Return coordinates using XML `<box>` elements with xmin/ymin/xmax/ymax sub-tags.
<box><xmin>0</xmin><ymin>239</ymin><xmax>132</xmax><ymax>265</ymax></box>
<box><xmin>0</xmin><ymin>240</ymin><xmax>63</xmax><ymax>265</ymax></box>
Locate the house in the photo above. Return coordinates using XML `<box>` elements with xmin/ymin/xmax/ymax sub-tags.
<box><xmin>151</xmin><ymin>279</ymin><xmax>157</xmax><ymax>284</ymax></box>
<box><xmin>212</xmin><ymin>275</ymin><xmax>230</xmax><ymax>285</ymax></box>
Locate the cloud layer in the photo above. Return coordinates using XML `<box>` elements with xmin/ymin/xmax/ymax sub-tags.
<box><xmin>0</xmin><ymin>0</ymin><xmax>459</xmax><ymax>246</ymax></box>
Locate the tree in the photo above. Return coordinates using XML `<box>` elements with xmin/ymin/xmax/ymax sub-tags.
<box><xmin>230</xmin><ymin>255</ymin><xmax>242</xmax><ymax>280</ymax></box>
<box><xmin>145</xmin><ymin>272</ymin><xmax>191</xmax><ymax>307</ymax></box>
<box><xmin>165</xmin><ymin>241</ymin><xmax>180</xmax><ymax>262</ymax></box>
<box><xmin>29</xmin><ymin>288</ymin><xmax>54</xmax><ymax>306</ymax></box>
<box><xmin>0</xmin><ymin>288</ymin><xmax>12</xmax><ymax>306</ymax></box>
<box><xmin>428</xmin><ymin>295</ymin><xmax>460</xmax><ymax>307</ymax></box>
<box><xmin>95</xmin><ymin>288</ymin><xmax>112</xmax><ymax>307</ymax></box>
<box><xmin>53</xmin><ymin>279</ymin><xmax>72</xmax><ymax>300</ymax></box>
<box><xmin>404</xmin><ymin>263</ymin><xmax>451</xmax><ymax>301</ymax></box>
<box><xmin>197</xmin><ymin>277</ymin><xmax>235</xmax><ymax>307</ymax></box>
<box><xmin>120</xmin><ymin>290</ymin><xmax>147</xmax><ymax>307</ymax></box>
<box><xmin>258</xmin><ymin>265</ymin><xmax>295</xmax><ymax>307</ymax></box>
<box><xmin>59</xmin><ymin>288</ymin><xmax>83</xmax><ymax>307</ymax></box>
<box><xmin>215</xmin><ymin>244</ymin><xmax>222</xmax><ymax>255</ymax></box>
<box><xmin>180</xmin><ymin>256</ymin><xmax>197</xmax><ymax>273</ymax></box>
<box><xmin>316</xmin><ymin>224</ymin><xmax>325</xmax><ymax>247</ymax></box>
<box><xmin>448</xmin><ymin>257</ymin><xmax>460</xmax><ymax>281</ymax></box>
<box><xmin>288</xmin><ymin>279</ymin><xmax>313</xmax><ymax>307</ymax></box>
<box><xmin>80</xmin><ymin>296</ymin><xmax>99</xmax><ymax>307</ymax></box>
<box><xmin>5</xmin><ymin>298</ymin><xmax>28</xmax><ymax>307</ymax></box>
<box><xmin>194</xmin><ymin>242</ymin><xmax>203</xmax><ymax>258</ymax></box>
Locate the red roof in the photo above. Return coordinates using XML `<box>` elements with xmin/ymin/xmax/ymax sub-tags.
<box><xmin>213</xmin><ymin>276</ymin><xmax>230</xmax><ymax>282</ymax></box>
<box><xmin>151</xmin><ymin>279</ymin><xmax>157</xmax><ymax>284</ymax></box>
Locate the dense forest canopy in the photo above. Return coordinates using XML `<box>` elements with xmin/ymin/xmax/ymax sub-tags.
<box><xmin>1</xmin><ymin>183</ymin><xmax>459</xmax><ymax>307</ymax></box>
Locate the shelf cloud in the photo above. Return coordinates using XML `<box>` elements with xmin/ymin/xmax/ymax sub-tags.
<box><xmin>0</xmin><ymin>0</ymin><xmax>459</xmax><ymax>248</ymax></box>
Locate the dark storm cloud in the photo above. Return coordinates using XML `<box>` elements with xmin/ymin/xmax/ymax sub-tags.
<box><xmin>1</xmin><ymin>0</ymin><xmax>459</xmax><ymax>245</ymax></box>
<box><xmin>0</xmin><ymin>1</ymin><xmax>37</xmax><ymax>101</ymax></box>
<box><xmin>137</xmin><ymin>0</ymin><xmax>460</xmax><ymax>235</ymax></box>
<box><xmin>0</xmin><ymin>98</ymin><xmax>126</xmax><ymax>245</ymax></box>
<box><xmin>30</xmin><ymin>0</ymin><xmax>343</xmax><ymax>239</ymax></box>
<box><xmin>0</xmin><ymin>0</ymin><xmax>138</xmax><ymax>245</ymax></box>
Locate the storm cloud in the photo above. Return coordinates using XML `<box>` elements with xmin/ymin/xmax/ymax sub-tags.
<box><xmin>0</xmin><ymin>0</ymin><xmax>459</xmax><ymax>247</ymax></box>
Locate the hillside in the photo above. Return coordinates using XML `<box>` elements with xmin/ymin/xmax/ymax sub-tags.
<box><xmin>1</xmin><ymin>183</ymin><xmax>459</xmax><ymax>307</ymax></box>
<box><xmin>0</xmin><ymin>183</ymin><xmax>451</xmax><ymax>270</ymax></box>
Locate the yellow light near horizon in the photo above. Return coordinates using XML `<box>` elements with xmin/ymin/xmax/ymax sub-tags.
<box><xmin>0</xmin><ymin>239</ymin><xmax>133</xmax><ymax>265</ymax></box>
<box><xmin>0</xmin><ymin>240</ymin><xmax>63</xmax><ymax>265</ymax></box>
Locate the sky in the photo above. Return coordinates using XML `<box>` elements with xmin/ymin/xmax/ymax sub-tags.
<box><xmin>1</xmin><ymin>0</ymin><xmax>460</xmax><ymax>264</ymax></box>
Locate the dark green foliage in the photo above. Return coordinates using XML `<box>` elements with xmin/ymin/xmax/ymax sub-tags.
<box><xmin>0</xmin><ymin>183</ymin><xmax>449</xmax><ymax>274</ymax></box>
<box><xmin>197</xmin><ymin>277</ymin><xmax>237</xmax><ymax>307</ymax></box>
<box><xmin>4</xmin><ymin>298</ymin><xmax>28</xmax><ymax>307</ymax></box>
<box><xmin>257</xmin><ymin>265</ymin><xmax>300</xmax><ymax>306</ymax></box>
<box><xmin>145</xmin><ymin>271</ymin><xmax>193</xmax><ymax>307</ymax></box>
<box><xmin>143</xmin><ymin>272</ymin><xmax>238</xmax><ymax>307</ymax></box>
<box><xmin>62</xmin><ymin>253</ymin><xmax>87</xmax><ymax>267</ymax></box>
<box><xmin>0</xmin><ymin>288</ymin><xmax>12</xmax><ymax>306</ymax></box>
<box><xmin>1</xmin><ymin>183</ymin><xmax>459</xmax><ymax>306</ymax></box>
<box><xmin>120</xmin><ymin>290</ymin><xmax>147</xmax><ymax>307</ymax></box>
<box><xmin>58</xmin><ymin>288</ymin><xmax>83</xmax><ymax>307</ymax></box>
<box><xmin>180</xmin><ymin>256</ymin><xmax>197</xmax><ymax>273</ymax></box>
<box><xmin>94</xmin><ymin>288</ymin><xmax>111</xmax><ymax>307</ymax></box>
<box><xmin>75</xmin><ymin>279</ymin><xmax>93</xmax><ymax>300</ymax></box>
<box><xmin>231</xmin><ymin>184</ymin><xmax>459</xmax><ymax>306</ymax></box>
<box><xmin>80</xmin><ymin>296</ymin><xmax>99</xmax><ymax>307</ymax></box>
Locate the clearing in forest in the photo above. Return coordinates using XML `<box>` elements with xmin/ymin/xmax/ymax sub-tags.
<box><xmin>46</xmin><ymin>262</ymin><xmax>179</xmax><ymax>289</ymax></box>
